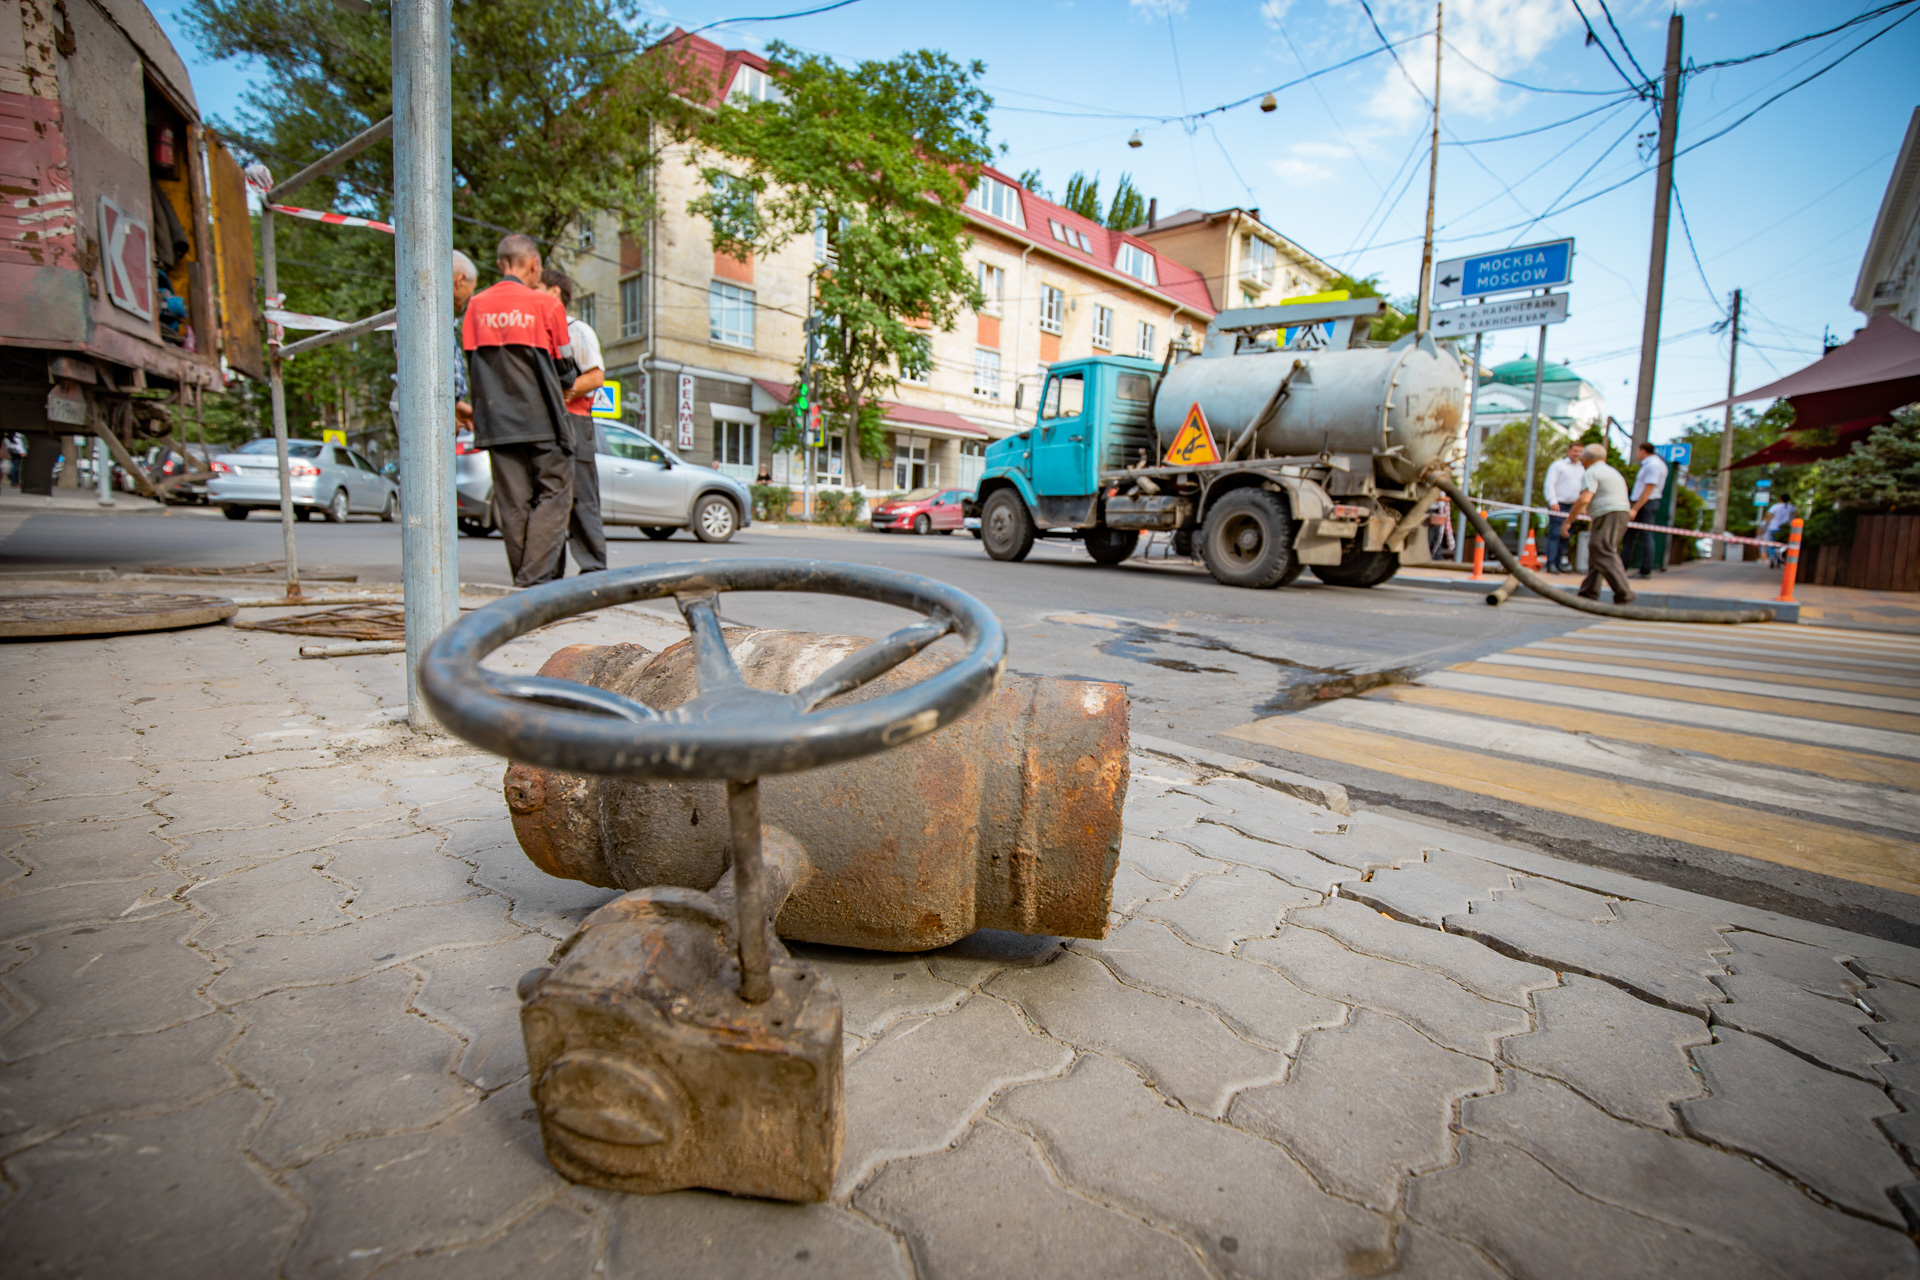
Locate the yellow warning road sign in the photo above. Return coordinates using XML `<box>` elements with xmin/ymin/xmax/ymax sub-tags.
<box><xmin>1163</xmin><ymin>403</ymin><xmax>1221</xmax><ymax>467</ymax></box>
<box><xmin>322</xmin><ymin>429</ymin><xmax>347</xmax><ymax>448</ymax></box>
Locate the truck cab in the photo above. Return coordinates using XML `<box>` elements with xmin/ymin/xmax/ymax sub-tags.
<box><xmin>977</xmin><ymin>355</ymin><xmax>1159</xmax><ymax>533</ymax></box>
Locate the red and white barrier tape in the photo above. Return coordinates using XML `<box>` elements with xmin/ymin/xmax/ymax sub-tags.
<box><xmin>1471</xmin><ymin>499</ymin><xmax>1786</xmax><ymax>548</ymax></box>
<box><xmin>267</xmin><ymin>203</ymin><xmax>395</xmax><ymax>234</ymax></box>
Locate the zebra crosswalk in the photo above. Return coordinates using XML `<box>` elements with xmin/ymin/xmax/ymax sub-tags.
<box><xmin>1225</xmin><ymin>621</ymin><xmax>1920</xmax><ymax>897</ymax></box>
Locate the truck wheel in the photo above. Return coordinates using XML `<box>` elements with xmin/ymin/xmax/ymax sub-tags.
<box><xmin>1310</xmin><ymin>548</ymin><xmax>1399</xmax><ymax>588</ymax></box>
<box><xmin>981</xmin><ymin>490</ymin><xmax>1034</xmax><ymax>562</ymax></box>
<box><xmin>1200</xmin><ymin>489</ymin><xmax>1296</xmax><ymax>589</ymax></box>
<box><xmin>1084</xmin><ymin>527</ymin><xmax>1139</xmax><ymax>565</ymax></box>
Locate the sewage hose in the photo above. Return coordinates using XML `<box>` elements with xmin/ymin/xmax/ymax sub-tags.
<box><xmin>1427</xmin><ymin>472</ymin><xmax>1775</xmax><ymax>625</ymax></box>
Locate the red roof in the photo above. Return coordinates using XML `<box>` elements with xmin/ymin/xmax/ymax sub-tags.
<box><xmin>752</xmin><ymin>380</ymin><xmax>988</xmax><ymax>438</ymax></box>
<box><xmin>967</xmin><ymin>164</ymin><xmax>1216</xmax><ymax>317</ymax></box>
<box><xmin>656</xmin><ymin>28</ymin><xmax>771</xmax><ymax>108</ymax></box>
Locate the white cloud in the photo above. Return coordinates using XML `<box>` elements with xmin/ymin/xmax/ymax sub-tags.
<box><xmin>1270</xmin><ymin>157</ymin><xmax>1337</xmax><ymax>184</ymax></box>
<box><xmin>1358</xmin><ymin>0</ymin><xmax>1580</xmax><ymax>126</ymax></box>
<box><xmin>1259</xmin><ymin>0</ymin><xmax>1295</xmax><ymax>27</ymax></box>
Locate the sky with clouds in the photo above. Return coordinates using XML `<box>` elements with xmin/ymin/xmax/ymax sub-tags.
<box><xmin>147</xmin><ymin>0</ymin><xmax>1920</xmax><ymax>442</ymax></box>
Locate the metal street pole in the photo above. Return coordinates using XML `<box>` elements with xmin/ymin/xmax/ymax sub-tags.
<box><xmin>802</xmin><ymin>271</ymin><xmax>816</xmax><ymax>520</ymax></box>
<box><xmin>1711</xmin><ymin>286</ymin><xmax>1743</xmax><ymax>560</ymax></box>
<box><xmin>1630</xmin><ymin>13</ymin><xmax>1683</xmax><ymax>454</ymax></box>
<box><xmin>393</xmin><ymin>0</ymin><xmax>458</xmax><ymax>730</ymax></box>
<box><xmin>1520</xmin><ymin>315</ymin><xmax>1549</xmax><ymax>546</ymax></box>
<box><xmin>262</xmin><ymin>208</ymin><xmax>302</xmax><ymax>601</ymax></box>
<box><xmin>1414</xmin><ymin>1</ymin><xmax>1443</xmax><ymax>334</ymax></box>
<box><xmin>1455</xmin><ymin>327</ymin><xmax>1482</xmax><ymax>554</ymax></box>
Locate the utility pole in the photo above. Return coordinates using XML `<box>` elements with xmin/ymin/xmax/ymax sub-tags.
<box><xmin>1711</xmin><ymin>287</ymin><xmax>1743</xmax><ymax>560</ymax></box>
<box><xmin>1630</xmin><ymin>13</ymin><xmax>1683</xmax><ymax>454</ymax></box>
<box><xmin>393</xmin><ymin>0</ymin><xmax>458</xmax><ymax>730</ymax></box>
<box><xmin>801</xmin><ymin>278</ymin><xmax>815</xmax><ymax>521</ymax></box>
<box><xmin>1414</xmin><ymin>1</ymin><xmax>1443</xmax><ymax>334</ymax></box>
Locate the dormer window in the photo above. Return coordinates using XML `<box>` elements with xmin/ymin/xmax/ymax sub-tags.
<box><xmin>1049</xmin><ymin>219</ymin><xmax>1067</xmax><ymax>242</ymax></box>
<box><xmin>966</xmin><ymin>175</ymin><xmax>1026</xmax><ymax>228</ymax></box>
<box><xmin>728</xmin><ymin>66</ymin><xmax>784</xmax><ymax>104</ymax></box>
<box><xmin>1115</xmin><ymin>242</ymin><xmax>1157</xmax><ymax>285</ymax></box>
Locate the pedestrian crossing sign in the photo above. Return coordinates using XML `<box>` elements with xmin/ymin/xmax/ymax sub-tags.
<box><xmin>590</xmin><ymin>380</ymin><xmax>621</xmax><ymax>418</ymax></box>
<box><xmin>1163</xmin><ymin>403</ymin><xmax>1221</xmax><ymax>467</ymax></box>
<box><xmin>322</xmin><ymin>429</ymin><xmax>347</xmax><ymax>448</ymax></box>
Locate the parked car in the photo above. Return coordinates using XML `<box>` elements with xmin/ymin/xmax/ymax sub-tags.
<box><xmin>455</xmin><ymin>422</ymin><xmax>750</xmax><ymax>543</ymax></box>
<box><xmin>143</xmin><ymin>443</ymin><xmax>214</xmax><ymax>505</ymax></box>
<box><xmin>208</xmin><ymin>438</ymin><xmax>399</xmax><ymax>523</ymax></box>
<box><xmin>870</xmin><ymin>487</ymin><xmax>969</xmax><ymax>535</ymax></box>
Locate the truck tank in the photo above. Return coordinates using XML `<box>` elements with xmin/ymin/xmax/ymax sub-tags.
<box><xmin>1153</xmin><ymin>338</ymin><xmax>1466</xmax><ymax>486</ymax></box>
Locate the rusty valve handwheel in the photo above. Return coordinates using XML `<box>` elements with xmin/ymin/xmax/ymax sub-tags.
<box><xmin>419</xmin><ymin>558</ymin><xmax>1007</xmax><ymax>1001</ymax></box>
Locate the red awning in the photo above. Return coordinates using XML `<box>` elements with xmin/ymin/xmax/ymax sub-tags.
<box><xmin>1728</xmin><ymin>417</ymin><xmax>1884</xmax><ymax>469</ymax></box>
<box><xmin>1695</xmin><ymin>312</ymin><xmax>1920</xmax><ymax>432</ymax></box>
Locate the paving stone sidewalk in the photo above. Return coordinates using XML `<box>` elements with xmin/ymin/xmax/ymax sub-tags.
<box><xmin>4</xmin><ymin>603</ymin><xmax>1920</xmax><ymax>1278</ymax></box>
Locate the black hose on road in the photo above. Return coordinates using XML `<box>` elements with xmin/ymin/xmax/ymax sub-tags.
<box><xmin>1428</xmin><ymin>472</ymin><xmax>1776</xmax><ymax>625</ymax></box>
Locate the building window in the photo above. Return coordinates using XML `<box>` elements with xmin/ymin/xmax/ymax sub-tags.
<box><xmin>728</xmin><ymin>65</ymin><xmax>784</xmax><ymax>104</ymax></box>
<box><xmin>1093</xmin><ymin>305</ymin><xmax>1113</xmax><ymax>350</ymax></box>
<box><xmin>1073</xmin><ymin>228</ymin><xmax>1092</xmax><ymax>252</ymax></box>
<box><xmin>578</xmin><ymin>224</ymin><xmax>595</xmax><ymax>250</ymax></box>
<box><xmin>714</xmin><ymin>416</ymin><xmax>757</xmax><ymax>481</ymax></box>
<box><xmin>1049</xmin><ymin>218</ymin><xmax>1066</xmax><ymax>243</ymax></box>
<box><xmin>899</xmin><ymin>332</ymin><xmax>931</xmax><ymax>385</ymax></box>
<box><xmin>1116</xmin><ymin>242</ymin><xmax>1158</xmax><ymax>286</ymax></box>
<box><xmin>965</xmin><ymin>175</ymin><xmax>1026</xmax><ymax>228</ymax></box>
<box><xmin>813</xmin><ymin>208</ymin><xmax>830</xmax><ymax>264</ymax></box>
<box><xmin>815</xmin><ymin>433</ymin><xmax>845</xmax><ymax>486</ymax></box>
<box><xmin>620</xmin><ymin>277</ymin><xmax>644</xmax><ymax>339</ymax></box>
<box><xmin>1241</xmin><ymin>289</ymin><xmax>1259</xmax><ymax>308</ymax></box>
<box><xmin>1240</xmin><ymin>234</ymin><xmax>1277</xmax><ymax>286</ymax></box>
<box><xmin>574</xmin><ymin>292</ymin><xmax>596</xmax><ymax>330</ymax></box>
<box><xmin>1135</xmin><ymin>320</ymin><xmax>1156</xmax><ymax>359</ymax></box>
<box><xmin>977</xmin><ymin>263</ymin><xmax>1004</xmax><ymax>315</ymax></box>
<box><xmin>709</xmin><ymin>281</ymin><xmax>755</xmax><ymax>348</ymax></box>
<box><xmin>973</xmin><ymin>348</ymin><xmax>1001</xmax><ymax>400</ymax></box>
<box><xmin>1039</xmin><ymin>285</ymin><xmax>1063</xmax><ymax>335</ymax></box>
<box><xmin>957</xmin><ymin>438</ymin><xmax>987</xmax><ymax>489</ymax></box>
<box><xmin>894</xmin><ymin>440</ymin><xmax>935</xmax><ymax>490</ymax></box>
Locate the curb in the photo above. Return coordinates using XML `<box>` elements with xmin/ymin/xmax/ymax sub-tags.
<box><xmin>1131</xmin><ymin>732</ymin><xmax>1350</xmax><ymax>816</ymax></box>
<box><xmin>1398</xmin><ymin>572</ymin><xmax>1799</xmax><ymax>622</ymax></box>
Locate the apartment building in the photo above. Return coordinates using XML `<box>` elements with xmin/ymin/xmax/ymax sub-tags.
<box><xmin>566</xmin><ymin>32</ymin><xmax>1217</xmax><ymax>507</ymax></box>
<box><xmin>1129</xmin><ymin>207</ymin><xmax>1338</xmax><ymax>312</ymax></box>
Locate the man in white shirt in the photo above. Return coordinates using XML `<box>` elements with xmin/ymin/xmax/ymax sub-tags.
<box><xmin>1542</xmin><ymin>441</ymin><xmax>1585</xmax><ymax>574</ymax></box>
<box><xmin>1567</xmin><ymin>443</ymin><xmax>1635</xmax><ymax>603</ymax></box>
<box><xmin>541</xmin><ymin>268</ymin><xmax>607</xmax><ymax>574</ymax></box>
<box><xmin>1763</xmin><ymin>496</ymin><xmax>1795</xmax><ymax>567</ymax></box>
<box><xmin>1626</xmin><ymin>443</ymin><xmax>1669</xmax><ymax>578</ymax></box>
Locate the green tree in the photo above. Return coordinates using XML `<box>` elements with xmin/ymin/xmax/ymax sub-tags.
<box><xmin>1674</xmin><ymin>401</ymin><xmax>1799</xmax><ymax>534</ymax></box>
<box><xmin>1469</xmin><ymin>417</ymin><xmax>1574</xmax><ymax>507</ymax></box>
<box><xmin>1105</xmin><ymin>174</ymin><xmax>1147</xmax><ymax>231</ymax></box>
<box><xmin>1328</xmin><ymin>272</ymin><xmax>1417</xmax><ymax>343</ymax></box>
<box><xmin>1061</xmin><ymin>172</ymin><xmax>1102</xmax><ymax>222</ymax></box>
<box><xmin>688</xmin><ymin>43</ymin><xmax>992</xmax><ymax>474</ymax></box>
<box><xmin>1017</xmin><ymin>168</ymin><xmax>1049</xmax><ymax>197</ymax></box>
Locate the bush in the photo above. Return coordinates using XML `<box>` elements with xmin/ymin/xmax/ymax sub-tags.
<box><xmin>749</xmin><ymin>484</ymin><xmax>792</xmax><ymax>522</ymax></box>
<box><xmin>812</xmin><ymin>489</ymin><xmax>865</xmax><ymax>526</ymax></box>
<box><xmin>1470</xmin><ymin>418</ymin><xmax>1574</xmax><ymax>506</ymax></box>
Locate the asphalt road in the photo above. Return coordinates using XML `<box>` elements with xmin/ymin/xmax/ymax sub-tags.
<box><xmin>6</xmin><ymin>502</ymin><xmax>1910</xmax><ymax>936</ymax></box>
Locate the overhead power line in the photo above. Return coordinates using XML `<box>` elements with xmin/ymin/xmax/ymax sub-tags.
<box><xmin>1568</xmin><ymin>0</ymin><xmax>1655</xmax><ymax>98</ymax></box>
<box><xmin>684</xmin><ymin>0</ymin><xmax>869</xmax><ymax>36</ymax></box>
<box><xmin>1688</xmin><ymin>0</ymin><xmax>1920</xmax><ymax>71</ymax></box>
<box><xmin>1594</xmin><ymin>0</ymin><xmax>1656</xmax><ymax>86</ymax></box>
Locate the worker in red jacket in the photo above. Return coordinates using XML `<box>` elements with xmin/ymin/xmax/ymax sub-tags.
<box><xmin>462</xmin><ymin>233</ymin><xmax>574</xmax><ymax>586</ymax></box>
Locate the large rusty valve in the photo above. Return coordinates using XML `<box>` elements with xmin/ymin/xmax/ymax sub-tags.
<box><xmin>418</xmin><ymin>559</ymin><xmax>1007</xmax><ymax>1201</ymax></box>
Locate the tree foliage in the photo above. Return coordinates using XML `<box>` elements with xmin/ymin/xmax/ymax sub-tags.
<box><xmin>1040</xmin><ymin>169</ymin><xmax>1151</xmax><ymax>230</ymax></box>
<box><xmin>1801</xmin><ymin>405</ymin><xmax>1920</xmax><ymax>518</ymax></box>
<box><xmin>1105</xmin><ymin>174</ymin><xmax>1147</xmax><ymax>231</ymax></box>
<box><xmin>1469</xmin><ymin>417</ymin><xmax>1574</xmax><ymax>507</ymax></box>
<box><xmin>1017</xmin><ymin>168</ymin><xmax>1049</xmax><ymax>198</ymax></box>
<box><xmin>687</xmin><ymin>43</ymin><xmax>993</xmax><ymax>469</ymax></box>
<box><xmin>1674</xmin><ymin>401</ymin><xmax>1799</xmax><ymax>534</ymax></box>
<box><xmin>1061</xmin><ymin>171</ymin><xmax>1101</xmax><ymax>223</ymax></box>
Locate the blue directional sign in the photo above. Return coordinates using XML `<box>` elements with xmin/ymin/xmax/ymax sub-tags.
<box><xmin>1657</xmin><ymin>441</ymin><xmax>1691</xmax><ymax>467</ymax></box>
<box><xmin>1433</xmin><ymin>238</ymin><xmax>1574</xmax><ymax>304</ymax></box>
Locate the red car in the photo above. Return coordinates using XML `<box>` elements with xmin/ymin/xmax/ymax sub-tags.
<box><xmin>870</xmin><ymin>487</ymin><xmax>970</xmax><ymax>535</ymax></box>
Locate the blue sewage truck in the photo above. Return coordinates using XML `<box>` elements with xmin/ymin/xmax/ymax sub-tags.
<box><xmin>972</xmin><ymin>298</ymin><xmax>1468</xmax><ymax>589</ymax></box>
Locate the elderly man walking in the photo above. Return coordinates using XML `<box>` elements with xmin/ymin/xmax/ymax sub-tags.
<box><xmin>1567</xmin><ymin>443</ymin><xmax>1635</xmax><ymax>604</ymax></box>
<box><xmin>1542</xmin><ymin>440</ymin><xmax>1584</xmax><ymax>573</ymax></box>
<box><xmin>463</xmin><ymin>234</ymin><xmax>573</xmax><ymax>586</ymax></box>
<box><xmin>539</xmin><ymin>267</ymin><xmax>607</xmax><ymax>575</ymax></box>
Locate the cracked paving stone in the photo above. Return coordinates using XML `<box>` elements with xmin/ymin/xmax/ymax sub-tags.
<box><xmin>1138</xmin><ymin>865</ymin><xmax>1317</xmax><ymax>952</ymax></box>
<box><xmin>1610</xmin><ymin>901</ymin><xmax>1731</xmax><ymax>962</ymax></box>
<box><xmin>150</xmin><ymin>777</ymin><xmax>289</xmax><ymax>835</ymax></box>
<box><xmin>1081</xmin><ymin>919</ymin><xmax>1343</xmax><ymax>1057</ymax></box>
<box><xmin>1392</xmin><ymin>1225</ymin><xmax>1507</xmax><ymax>1280</ymax></box>
<box><xmin>1860</xmin><ymin>977</ymin><xmax>1920</xmax><ymax>1057</ymax></box>
<box><xmin>838</xmin><ymin>992</ymin><xmax>1070</xmax><ymax>1196</ymax></box>
<box><xmin>0</xmin><ymin>1013</ymin><xmax>238</xmax><ymax>1158</ymax></box>
<box><xmin>0</xmin><ymin>914</ymin><xmax>214</xmax><ymax>1059</ymax></box>
<box><xmin>923</xmin><ymin>929</ymin><xmax>1065</xmax><ymax>992</ymax></box>
<box><xmin>0</xmin><ymin>821</ymin><xmax>163</xmax><ymax>884</ymax></box>
<box><xmin>168</xmin><ymin>814</ymin><xmax>373</xmax><ymax>876</ymax></box>
<box><xmin>282</xmin><ymin>1087</ymin><xmax>557</xmax><ymax>1280</ymax></box>
<box><xmin>1501</xmin><ymin>877</ymin><xmax>1617</xmax><ymax>923</ymax></box>
<box><xmin>1229</xmin><ymin>1008</ymin><xmax>1494</xmax><ymax>1211</ymax></box>
<box><xmin>267</xmin><ymin>771</ymin><xmax>393</xmax><ymax>818</ymax></box>
<box><xmin>1102</xmin><ymin>864</ymin><xmax>1176</xmax><ymax>922</ymax></box>
<box><xmin>1341</xmin><ymin>850</ymin><xmax>1514</xmax><ymax>927</ymax></box>
<box><xmin>1710</xmin><ymin>969</ymin><xmax>1887</xmax><ymax>1081</ymax></box>
<box><xmin>1119</xmin><ymin>832</ymin><xmax>1227</xmax><ymax>890</ymax></box>
<box><xmin>859</xmin><ymin>1118</ymin><xmax>1208</xmax><ymax>1280</ymax></box>
<box><xmin>17</xmin><ymin>755</ymin><xmax>149</xmax><ymax>800</ymax></box>
<box><xmin>186</xmin><ymin>853</ymin><xmax>355</xmax><ymax>950</ymax></box>
<box><xmin>597</xmin><ymin>1186</ymin><xmax>909</xmax><ymax>1279</ymax></box>
<box><xmin>0</xmin><ymin>1089</ymin><xmax>300</xmax><ymax>1279</ymax></box>
<box><xmin>461</xmin><ymin>833</ymin><xmax>620</xmax><ymax>942</ymax></box>
<box><xmin>1122</xmin><ymin>790</ymin><xmax>1219</xmax><ymax>840</ymax></box>
<box><xmin>996</xmin><ymin>1053</ymin><xmax>1391</xmax><ymax>1280</ymax></box>
<box><xmin>205</xmin><ymin>897</ymin><xmax>522</xmax><ymax>1004</ymax></box>
<box><xmin>1163</xmin><ymin>821</ymin><xmax>1355</xmax><ymax>893</ymax></box>
<box><xmin>990</xmin><ymin>948</ymin><xmax>1283</xmax><ymax>1118</ymax></box>
<box><xmin>1499</xmin><ymin>975</ymin><xmax>1709</xmax><ymax>1130</ymax></box>
<box><xmin>1680</xmin><ymin>1028</ymin><xmax>1910</xmax><ymax>1226</ymax></box>
<box><xmin>0</xmin><ymin>790</ymin><xmax>154</xmax><ymax>828</ymax></box>
<box><xmin>1443</xmin><ymin>895</ymin><xmax>1726</xmax><ymax>1015</ymax></box>
<box><xmin>790</xmin><ymin>947</ymin><xmax>968</xmax><ymax>1040</ymax></box>
<box><xmin>231</xmin><ymin>968</ymin><xmax>475</xmax><ymax>1169</ymax></box>
<box><xmin>1723</xmin><ymin>930</ymin><xmax>1864</xmax><ymax>1000</ymax></box>
<box><xmin>1466</xmin><ymin>1072</ymin><xmax>1917</xmax><ymax>1280</ymax></box>
<box><xmin>1290</xmin><ymin>896</ymin><xmax>1555</xmax><ymax>1008</ymax></box>
<box><xmin>325</xmin><ymin>830</ymin><xmax>484</xmax><ymax>919</ymax></box>
<box><xmin>408</xmin><ymin>931</ymin><xmax>556</xmax><ymax>1090</ymax></box>
<box><xmin>364</xmin><ymin>1201</ymin><xmax>600</xmax><ymax>1280</ymax></box>
<box><xmin>0</xmin><ymin>874</ymin><xmax>185</xmax><ymax>943</ymax></box>
<box><xmin>1407</xmin><ymin>1133</ymin><xmax>1778</xmax><ymax>1279</ymax></box>
<box><xmin>1856</xmin><ymin>950</ymin><xmax>1920</xmax><ymax>990</ymax></box>
<box><xmin>1240</xmin><ymin>927</ymin><xmax>1527</xmax><ymax>1060</ymax></box>
<box><xmin>1205</xmin><ymin>810</ymin><xmax>1471</xmax><ymax>876</ymax></box>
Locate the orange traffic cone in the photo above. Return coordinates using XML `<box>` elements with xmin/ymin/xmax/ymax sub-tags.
<box><xmin>1520</xmin><ymin>528</ymin><xmax>1542</xmax><ymax>571</ymax></box>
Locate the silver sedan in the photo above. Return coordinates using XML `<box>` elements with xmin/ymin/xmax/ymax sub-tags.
<box><xmin>208</xmin><ymin>438</ymin><xmax>398</xmax><ymax>523</ymax></box>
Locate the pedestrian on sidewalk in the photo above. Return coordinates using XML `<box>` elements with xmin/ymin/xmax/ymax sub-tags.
<box><xmin>463</xmin><ymin>234</ymin><xmax>574</xmax><ymax>586</ymax></box>
<box><xmin>1626</xmin><ymin>442</ymin><xmax>1668</xmax><ymax>579</ymax></box>
<box><xmin>451</xmin><ymin>250</ymin><xmax>477</xmax><ymax>431</ymax></box>
<box><xmin>539</xmin><ymin>267</ymin><xmax>607</xmax><ymax>575</ymax></box>
<box><xmin>1567</xmin><ymin>443</ymin><xmax>1635</xmax><ymax>604</ymax></box>
<box><xmin>1763</xmin><ymin>494</ymin><xmax>1796</xmax><ymax>568</ymax></box>
<box><xmin>1543</xmin><ymin>441</ymin><xmax>1584</xmax><ymax>573</ymax></box>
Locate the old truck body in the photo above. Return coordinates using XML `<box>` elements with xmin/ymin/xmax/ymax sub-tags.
<box><xmin>972</xmin><ymin>299</ymin><xmax>1468</xmax><ymax>589</ymax></box>
<box><xmin>0</xmin><ymin>0</ymin><xmax>258</xmax><ymax>490</ymax></box>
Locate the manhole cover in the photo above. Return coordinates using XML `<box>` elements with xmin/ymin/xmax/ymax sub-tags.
<box><xmin>0</xmin><ymin>593</ymin><xmax>238</xmax><ymax>638</ymax></box>
<box><xmin>235</xmin><ymin>603</ymin><xmax>405</xmax><ymax>641</ymax></box>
